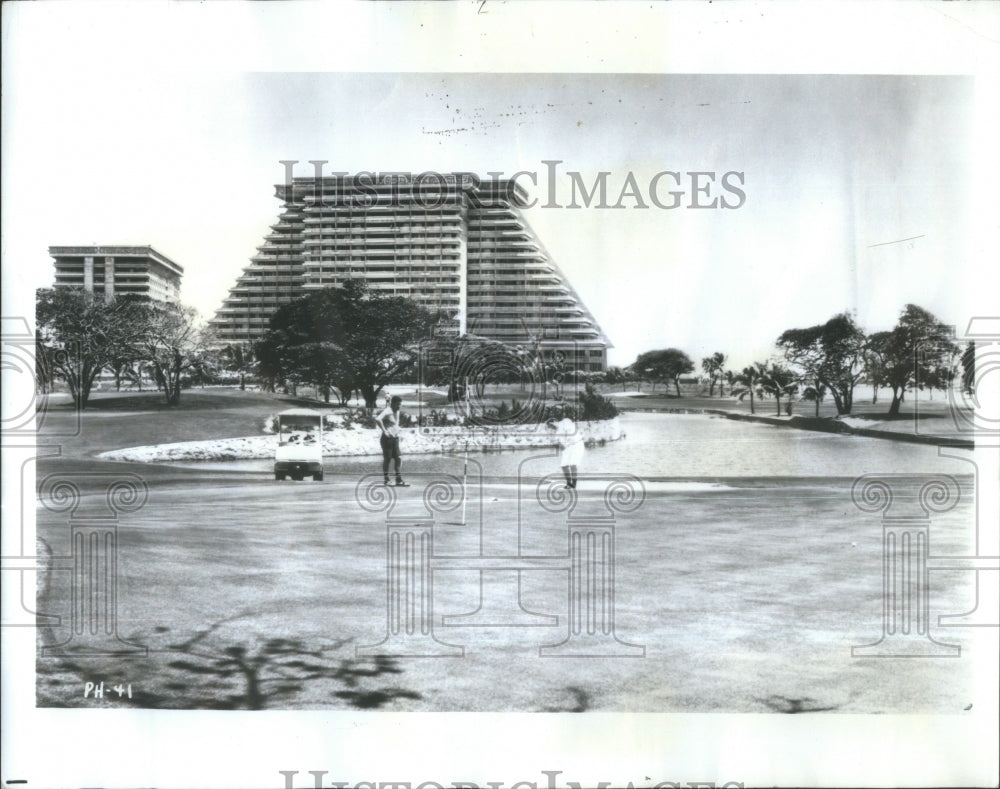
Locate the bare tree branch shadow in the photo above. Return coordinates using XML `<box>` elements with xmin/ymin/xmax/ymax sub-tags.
<box><xmin>39</xmin><ymin>619</ymin><xmax>424</xmax><ymax>710</ymax></box>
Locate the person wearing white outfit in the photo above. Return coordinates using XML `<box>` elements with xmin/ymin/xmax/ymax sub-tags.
<box><xmin>547</xmin><ymin>413</ymin><xmax>584</xmax><ymax>489</ymax></box>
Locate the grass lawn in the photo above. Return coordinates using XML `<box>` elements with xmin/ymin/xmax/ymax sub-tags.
<box><xmin>31</xmin><ymin>389</ymin><xmax>991</xmax><ymax>713</ymax></box>
<box><xmin>34</xmin><ymin>469</ymin><xmax>985</xmax><ymax>712</ymax></box>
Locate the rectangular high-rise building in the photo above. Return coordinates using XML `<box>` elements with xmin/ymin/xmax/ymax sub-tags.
<box><xmin>49</xmin><ymin>245</ymin><xmax>183</xmax><ymax>303</ymax></box>
<box><xmin>210</xmin><ymin>173</ymin><xmax>610</xmax><ymax>370</ymax></box>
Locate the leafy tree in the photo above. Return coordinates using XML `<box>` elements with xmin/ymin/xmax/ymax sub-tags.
<box><xmin>700</xmin><ymin>352</ymin><xmax>727</xmax><ymax>397</ymax></box>
<box><xmin>633</xmin><ymin>348</ymin><xmax>695</xmax><ymax>397</ymax></box>
<box><xmin>257</xmin><ymin>303</ymin><xmax>356</xmax><ymax>404</ymax></box>
<box><xmin>35</xmin><ymin>288</ymin><xmax>146</xmax><ymax>408</ymax></box>
<box><xmin>257</xmin><ymin>281</ymin><xmax>437</xmax><ymax>409</ymax></box>
<box><xmin>218</xmin><ymin>343</ymin><xmax>257</xmax><ymax>390</ymax></box>
<box><xmin>777</xmin><ymin>313</ymin><xmax>867</xmax><ymax>415</ymax></box>
<box><xmin>604</xmin><ymin>365</ymin><xmax>629</xmax><ymax>392</ymax></box>
<box><xmin>578</xmin><ymin>383</ymin><xmax>620</xmax><ymax>420</ymax></box>
<box><xmin>133</xmin><ymin>303</ymin><xmax>209</xmax><ymax>406</ymax></box>
<box><xmin>866</xmin><ymin>305</ymin><xmax>957</xmax><ymax>416</ymax></box>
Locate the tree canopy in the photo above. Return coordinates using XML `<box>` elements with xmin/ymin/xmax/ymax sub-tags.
<box><xmin>133</xmin><ymin>302</ymin><xmax>209</xmax><ymax>406</ymax></box>
<box><xmin>256</xmin><ymin>281</ymin><xmax>437</xmax><ymax>407</ymax></box>
<box><xmin>777</xmin><ymin>312</ymin><xmax>867</xmax><ymax>415</ymax></box>
<box><xmin>866</xmin><ymin>304</ymin><xmax>956</xmax><ymax>416</ymax></box>
<box><xmin>633</xmin><ymin>348</ymin><xmax>695</xmax><ymax>396</ymax></box>
<box><xmin>700</xmin><ymin>352</ymin><xmax>727</xmax><ymax>396</ymax></box>
<box><xmin>35</xmin><ymin>288</ymin><xmax>209</xmax><ymax>407</ymax></box>
<box><xmin>36</xmin><ymin>288</ymin><xmax>146</xmax><ymax>408</ymax></box>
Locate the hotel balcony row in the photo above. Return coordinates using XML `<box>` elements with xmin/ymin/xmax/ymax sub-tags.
<box><xmin>297</xmin><ymin>249</ymin><xmax>463</xmax><ymax>261</ymax></box>
<box><xmin>301</xmin><ymin>220</ymin><xmax>464</xmax><ymax>232</ymax></box>
<box><xmin>299</xmin><ymin>243</ymin><xmax>464</xmax><ymax>254</ymax></box>
<box><xmin>298</xmin><ymin>201</ymin><xmax>468</xmax><ymax>216</ymax></box>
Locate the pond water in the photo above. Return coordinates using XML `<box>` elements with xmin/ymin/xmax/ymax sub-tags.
<box><xmin>166</xmin><ymin>412</ymin><xmax>973</xmax><ymax>481</ymax></box>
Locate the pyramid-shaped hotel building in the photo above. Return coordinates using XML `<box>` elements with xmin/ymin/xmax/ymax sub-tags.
<box><xmin>210</xmin><ymin>173</ymin><xmax>610</xmax><ymax>371</ymax></box>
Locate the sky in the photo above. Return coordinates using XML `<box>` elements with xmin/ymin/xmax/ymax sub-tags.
<box><xmin>2</xmin><ymin>14</ymin><xmax>996</xmax><ymax>372</ymax></box>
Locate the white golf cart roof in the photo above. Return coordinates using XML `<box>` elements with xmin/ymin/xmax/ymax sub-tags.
<box><xmin>277</xmin><ymin>408</ymin><xmax>323</xmax><ymax>418</ymax></box>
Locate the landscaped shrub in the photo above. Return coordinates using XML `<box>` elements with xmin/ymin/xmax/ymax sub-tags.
<box><xmin>578</xmin><ymin>384</ymin><xmax>619</xmax><ymax>421</ymax></box>
<box><xmin>339</xmin><ymin>408</ymin><xmax>376</xmax><ymax>430</ymax></box>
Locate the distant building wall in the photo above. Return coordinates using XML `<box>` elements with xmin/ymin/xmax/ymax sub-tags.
<box><xmin>209</xmin><ymin>173</ymin><xmax>611</xmax><ymax>370</ymax></box>
<box><xmin>48</xmin><ymin>246</ymin><xmax>183</xmax><ymax>303</ymax></box>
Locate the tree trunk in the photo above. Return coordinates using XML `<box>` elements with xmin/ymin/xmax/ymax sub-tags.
<box><xmin>674</xmin><ymin>378</ymin><xmax>681</xmax><ymax>397</ymax></box>
<box><xmin>749</xmin><ymin>391</ymin><xmax>755</xmax><ymax>414</ymax></box>
<box><xmin>814</xmin><ymin>398</ymin><xmax>820</xmax><ymax>418</ymax></box>
<box><xmin>872</xmin><ymin>385</ymin><xmax>878</xmax><ymax>404</ymax></box>
<box><xmin>888</xmin><ymin>387</ymin><xmax>903</xmax><ymax>416</ymax></box>
<box><xmin>775</xmin><ymin>395</ymin><xmax>782</xmax><ymax>416</ymax></box>
<box><xmin>361</xmin><ymin>385</ymin><xmax>379</xmax><ymax>409</ymax></box>
<box><xmin>830</xmin><ymin>388</ymin><xmax>848</xmax><ymax>415</ymax></box>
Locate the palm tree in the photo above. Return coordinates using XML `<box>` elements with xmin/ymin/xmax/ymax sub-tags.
<box><xmin>800</xmin><ymin>383</ymin><xmax>828</xmax><ymax>417</ymax></box>
<box><xmin>722</xmin><ymin>369</ymin><xmax>736</xmax><ymax>397</ymax></box>
<box><xmin>760</xmin><ymin>363</ymin><xmax>798</xmax><ymax>415</ymax></box>
<box><xmin>221</xmin><ymin>343</ymin><xmax>256</xmax><ymax>390</ymax></box>
<box><xmin>700</xmin><ymin>352</ymin><xmax>727</xmax><ymax>396</ymax></box>
<box><xmin>733</xmin><ymin>363</ymin><xmax>767</xmax><ymax>414</ymax></box>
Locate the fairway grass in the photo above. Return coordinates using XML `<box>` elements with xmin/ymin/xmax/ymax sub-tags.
<box><xmin>32</xmin><ymin>389</ymin><xmax>988</xmax><ymax>712</ymax></box>
<box><xmin>34</xmin><ymin>470</ymin><xmax>984</xmax><ymax>712</ymax></box>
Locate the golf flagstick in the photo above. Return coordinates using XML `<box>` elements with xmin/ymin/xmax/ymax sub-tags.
<box><xmin>445</xmin><ymin>440</ymin><xmax>470</xmax><ymax>526</ymax></box>
<box><xmin>461</xmin><ymin>441</ymin><xmax>468</xmax><ymax>527</ymax></box>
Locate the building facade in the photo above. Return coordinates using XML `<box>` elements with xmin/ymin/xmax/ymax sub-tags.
<box><xmin>210</xmin><ymin>173</ymin><xmax>610</xmax><ymax>370</ymax></box>
<box><xmin>48</xmin><ymin>246</ymin><xmax>183</xmax><ymax>303</ymax></box>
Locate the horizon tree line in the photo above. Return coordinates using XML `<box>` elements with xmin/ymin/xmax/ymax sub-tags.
<box><xmin>36</xmin><ymin>285</ymin><xmax>972</xmax><ymax>419</ymax></box>
<box><xmin>625</xmin><ymin>304</ymin><xmax>968</xmax><ymax>417</ymax></box>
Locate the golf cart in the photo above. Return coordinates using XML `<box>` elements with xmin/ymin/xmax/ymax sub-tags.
<box><xmin>274</xmin><ymin>408</ymin><xmax>324</xmax><ymax>481</ymax></box>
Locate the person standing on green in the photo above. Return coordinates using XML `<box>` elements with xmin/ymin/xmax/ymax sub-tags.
<box><xmin>377</xmin><ymin>395</ymin><xmax>408</xmax><ymax>486</ymax></box>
